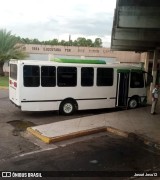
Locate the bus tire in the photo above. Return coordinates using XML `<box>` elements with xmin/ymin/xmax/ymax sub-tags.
<box><xmin>128</xmin><ymin>98</ymin><xmax>138</xmax><ymax>109</ymax></box>
<box><xmin>59</xmin><ymin>100</ymin><xmax>76</xmax><ymax>115</ymax></box>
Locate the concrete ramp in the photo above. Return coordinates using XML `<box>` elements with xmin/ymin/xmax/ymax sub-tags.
<box><xmin>27</xmin><ymin>115</ymin><xmax>108</xmax><ymax>143</ymax></box>
<box><xmin>27</xmin><ymin>107</ymin><xmax>160</xmax><ymax>147</ymax></box>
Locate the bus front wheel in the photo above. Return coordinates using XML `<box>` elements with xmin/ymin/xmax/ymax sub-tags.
<box><xmin>60</xmin><ymin>100</ymin><xmax>76</xmax><ymax>115</ymax></box>
<box><xmin>128</xmin><ymin>98</ymin><xmax>138</xmax><ymax>109</ymax></box>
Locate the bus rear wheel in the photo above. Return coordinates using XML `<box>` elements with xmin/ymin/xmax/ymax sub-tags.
<box><xmin>128</xmin><ymin>98</ymin><xmax>138</xmax><ymax>109</ymax></box>
<box><xmin>60</xmin><ymin>100</ymin><xmax>76</xmax><ymax>115</ymax></box>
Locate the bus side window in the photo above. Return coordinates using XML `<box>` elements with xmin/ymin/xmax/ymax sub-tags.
<box><xmin>130</xmin><ymin>72</ymin><xmax>144</xmax><ymax>88</ymax></box>
<box><xmin>57</xmin><ymin>67</ymin><xmax>77</xmax><ymax>87</ymax></box>
<box><xmin>81</xmin><ymin>67</ymin><xmax>94</xmax><ymax>86</ymax></box>
<box><xmin>41</xmin><ymin>66</ymin><xmax>56</xmax><ymax>87</ymax></box>
<box><xmin>97</xmin><ymin>68</ymin><xmax>113</xmax><ymax>86</ymax></box>
<box><xmin>10</xmin><ymin>64</ymin><xmax>17</xmax><ymax>80</ymax></box>
<box><xmin>23</xmin><ymin>65</ymin><xmax>40</xmax><ymax>87</ymax></box>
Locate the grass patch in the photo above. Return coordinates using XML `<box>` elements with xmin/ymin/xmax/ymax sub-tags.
<box><xmin>0</xmin><ymin>76</ymin><xmax>9</xmax><ymax>87</ymax></box>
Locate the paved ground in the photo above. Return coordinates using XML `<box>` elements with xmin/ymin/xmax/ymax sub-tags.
<box><xmin>1</xmin><ymin>133</ymin><xmax>160</xmax><ymax>180</ymax></box>
<box><xmin>0</xmin><ymin>89</ymin><xmax>122</xmax><ymax>160</ymax></box>
<box><xmin>1</xmin><ymin>89</ymin><xmax>160</xmax><ymax>180</ymax></box>
<box><xmin>26</xmin><ymin>104</ymin><xmax>160</xmax><ymax>145</ymax></box>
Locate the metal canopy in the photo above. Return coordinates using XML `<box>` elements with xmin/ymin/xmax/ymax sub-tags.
<box><xmin>111</xmin><ymin>0</ymin><xmax>160</xmax><ymax>51</ymax></box>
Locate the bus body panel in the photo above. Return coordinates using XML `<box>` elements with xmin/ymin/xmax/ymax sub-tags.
<box><xmin>20</xmin><ymin>86</ymin><xmax>116</xmax><ymax>111</ymax></box>
<box><xmin>128</xmin><ymin>88</ymin><xmax>146</xmax><ymax>99</ymax></box>
<box><xmin>9</xmin><ymin>59</ymin><xmax>147</xmax><ymax>112</ymax></box>
<box><xmin>21</xmin><ymin>102</ymin><xmax>59</xmax><ymax>111</ymax></box>
<box><xmin>128</xmin><ymin>87</ymin><xmax>147</xmax><ymax>104</ymax></box>
<box><xmin>78</xmin><ymin>99</ymin><xmax>116</xmax><ymax>110</ymax></box>
<box><xmin>9</xmin><ymin>62</ymin><xmax>21</xmax><ymax>106</ymax></box>
<box><xmin>9</xmin><ymin>86</ymin><xmax>17</xmax><ymax>104</ymax></box>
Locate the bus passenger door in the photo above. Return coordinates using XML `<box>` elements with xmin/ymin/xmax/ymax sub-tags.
<box><xmin>116</xmin><ymin>72</ymin><xmax>129</xmax><ymax>107</ymax></box>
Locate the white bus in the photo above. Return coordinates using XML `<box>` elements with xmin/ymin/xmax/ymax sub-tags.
<box><xmin>9</xmin><ymin>59</ymin><xmax>149</xmax><ymax>115</ymax></box>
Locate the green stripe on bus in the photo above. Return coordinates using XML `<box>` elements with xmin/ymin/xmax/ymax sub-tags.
<box><xmin>117</xmin><ymin>69</ymin><xmax>130</xmax><ymax>73</ymax></box>
<box><xmin>51</xmin><ymin>58</ymin><xmax>106</xmax><ymax>64</ymax></box>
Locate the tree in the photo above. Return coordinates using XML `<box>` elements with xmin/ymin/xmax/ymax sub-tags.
<box><xmin>50</xmin><ymin>39</ymin><xmax>59</xmax><ymax>45</ymax></box>
<box><xmin>0</xmin><ymin>29</ymin><xmax>28</xmax><ymax>76</ymax></box>
<box><xmin>32</xmin><ymin>38</ymin><xmax>41</xmax><ymax>44</ymax></box>
<box><xmin>12</xmin><ymin>36</ymin><xmax>103</xmax><ymax>47</ymax></box>
<box><xmin>60</xmin><ymin>40</ymin><xmax>66</xmax><ymax>46</ymax></box>
<box><xmin>73</xmin><ymin>40</ymin><xmax>78</xmax><ymax>46</ymax></box>
<box><xmin>21</xmin><ymin>37</ymin><xmax>31</xmax><ymax>44</ymax></box>
<box><xmin>86</xmin><ymin>39</ymin><xmax>93</xmax><ymax>47</ymax></box>
<box><xmin>94</xmin><ymin>38</ymin><xmax>102</xmax><ymax>47</ymax></box>
<box><xmin>77</xmin><ymin>37</ymin><xmax>87</xmax><ymax>46</ymax></box>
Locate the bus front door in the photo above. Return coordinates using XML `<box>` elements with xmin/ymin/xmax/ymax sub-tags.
<box><xmin>116</xmin><ymin>72</ymin><xmax>129</xmax><ymax>107</ymax></box>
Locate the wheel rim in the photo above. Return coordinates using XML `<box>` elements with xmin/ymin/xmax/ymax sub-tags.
<box><xmin>63</xmin><ymin>103</ymin><xmax>73</xmax><ymax>114</ymax></box>
<box><xmin>129</xmin><ymin>99</ymin><xmax>137</xmax><ymax>108</ymax></box>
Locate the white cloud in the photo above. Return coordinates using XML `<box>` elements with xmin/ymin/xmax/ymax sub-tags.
<box><xmin>0</xmin><ymin>0</ymin><xmax>116</xmax><ymax>47</ymax></box>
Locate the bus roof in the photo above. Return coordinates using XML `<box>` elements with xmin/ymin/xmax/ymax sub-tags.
<box><xmin>51</xmin><ymin>58</ymin><xmax>106</xmax><ymax>64</ymax></box>
<box><xmin>10</xmin><ymin>59</ymin><xmax>143</xmax><ymax>70</ymax></box>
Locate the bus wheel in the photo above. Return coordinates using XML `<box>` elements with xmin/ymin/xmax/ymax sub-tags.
<box><xmin>128</xmin><ymin>98</ymin><xmax>138</xmax><ymax>109</ymax></box>
<box><xmin>60</xmin><ymin>100</ymin><xmax>76</xmax><ymax>115</ymax></box>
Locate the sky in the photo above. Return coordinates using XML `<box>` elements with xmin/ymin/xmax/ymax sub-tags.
<box><xmin>0</xmin><ymin>0</ymin><xmax>116</xmax><ymax>47</ymax></box>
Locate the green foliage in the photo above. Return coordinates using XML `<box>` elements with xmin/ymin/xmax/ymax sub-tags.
<box><xmin>0</xmin><ymin>29</ymin><xmax>28</xmax><ymax>63</ymax></box>
<box><xmin>0</xmin><ymin>76</ymin><xmax>9</xmax><ymax>87</ymax></box>
<box><xmin>18</xmin><ymin>36</ymin><xmax>103</xmax><ymax>47</ymax></box>
<box><xmin>94</xmin><ymin>38</ymin><xmax>102</xmax><ymax>47</ymax></box>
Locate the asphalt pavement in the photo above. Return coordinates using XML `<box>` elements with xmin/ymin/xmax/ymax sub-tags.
<box><xmin>1</xmin><ymin>89</ymin><xmax>160</xmax><ymax>179</ymax></box>
<box><xmin>1</xmin><ymin>133</ymin><xmax>160</xmax><ymax>180</ymax></box>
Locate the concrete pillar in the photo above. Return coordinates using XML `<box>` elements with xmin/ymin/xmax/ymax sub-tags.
<box><xmin>152</xmin><ymin>49</ymin><xmax>158</xmax><ymax>85</ymax></box>
<box><xmin>151</xmin><ymin>49</ymin><xmax>158</xmax><ymax>90</ymax></box>
<box><xmin>144</xmin><ymin>52</ymin><xmax>149</xmax><ymax>72</ymax></box>
<box><xmin>144</xmin><ymin>52</ymin><xmax>151</xmax><ymax>104</ymax></box>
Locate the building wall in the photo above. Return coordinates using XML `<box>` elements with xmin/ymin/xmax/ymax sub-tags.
<box><xmin>4</xmin><ymin>44</ymin><xmax>142</xmax><ymax>74</ymax></box>
<box><xmin>22</xmin><ymin>44</ymin><xmax>141</xmax><ymax>63</ymax></box>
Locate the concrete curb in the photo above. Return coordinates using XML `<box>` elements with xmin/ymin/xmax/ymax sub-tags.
<box><xmin>27</xmin><ymin>127</ymin><xmax>51</xmax><ymax>144</ymax></box>
<box><xmin>106</xmin><ymin>126</ymin><xmax>128</xmax><ymax>138</ymax></box>
<box><xmin>27</xmin><ymin>125</ymin><xmax>160</xmax><ymax>152</ymax></box>
<box><xmin>27</xmin><ymin>126</ymin><xmax>107</xmax><ymax>144</ymax></box>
